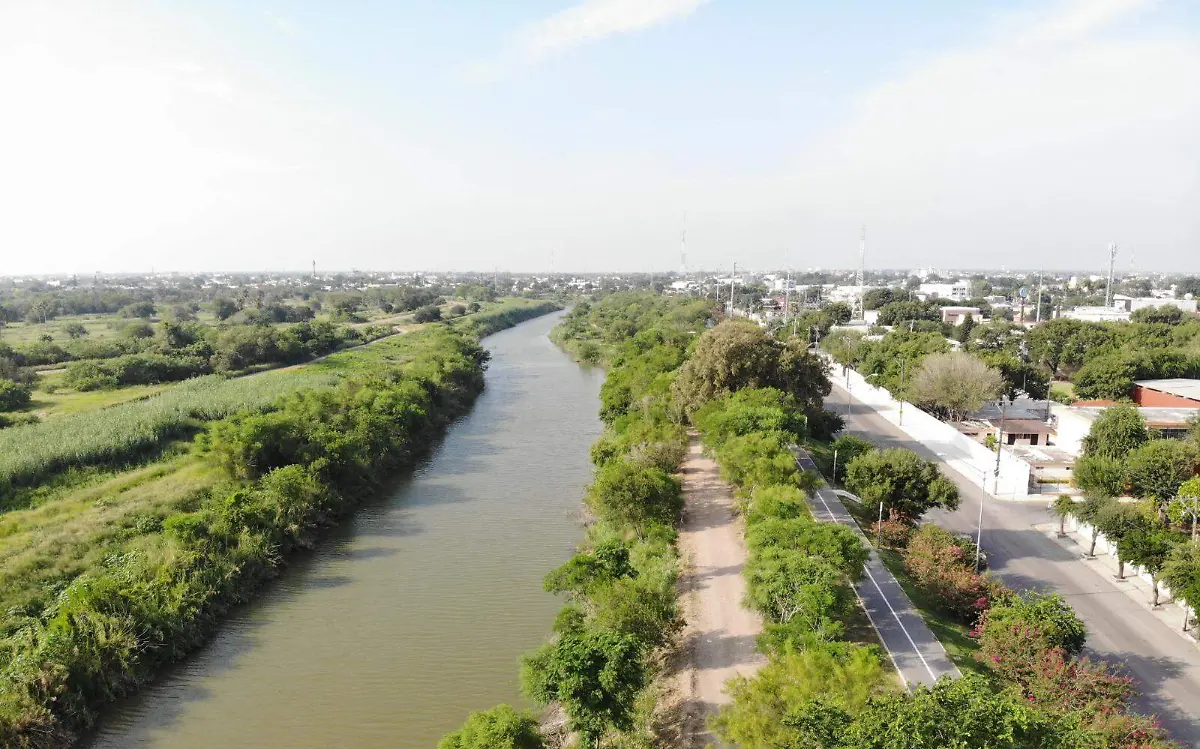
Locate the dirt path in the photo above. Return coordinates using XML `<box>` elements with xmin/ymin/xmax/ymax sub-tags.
<box><xmin>675</xmin><ymin>432</ymin><xmax>764</xmax><ymax>748</ymax></box>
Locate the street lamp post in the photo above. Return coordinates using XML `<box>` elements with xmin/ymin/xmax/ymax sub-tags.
<box><xmin>979</xmin><ymin>397</ymin><xmax>1008</xmax><ymax>572</ymax></box>
<box><xmin>877</xmin><ymin>500</ymin><xmax>885</xmax><ymax>548</ymax></box>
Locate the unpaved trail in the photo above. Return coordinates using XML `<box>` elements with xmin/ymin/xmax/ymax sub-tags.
<box><xmin>675</xmin><ymin>432</ymin><xmax>764</xmax><ymax>748</ymax></box>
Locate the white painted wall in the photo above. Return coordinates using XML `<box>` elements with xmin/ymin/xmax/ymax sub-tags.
<box><xmin>832</xmin><ymin>363</ymin><xmax>1033</xmax><ymax>498</ymax></box>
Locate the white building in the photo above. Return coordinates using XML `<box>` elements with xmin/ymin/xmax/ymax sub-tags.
<box><xmin>1112</xmin><ymin>296</ymin><xmax>1198</xmax><ymax>314</ymax></box>
<box><xmin>1063</xmin><ymin>306</ymin><xmax>1131</xmax><ymax>323</ymax></box>
<box><xmin>917</xmin><ymin>278</ymin><xmax>972</xmax><ymax>302</ymax></box>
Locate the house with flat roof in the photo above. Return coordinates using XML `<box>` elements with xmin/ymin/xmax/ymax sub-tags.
<box><xmin>940</xmin><ymin>306</ymin><xmax>981</xmax><ymax>326</ymax></box>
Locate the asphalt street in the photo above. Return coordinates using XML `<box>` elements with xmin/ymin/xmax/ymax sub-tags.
<box><xmin>794</xmin><ymin>449</ymin><xmax>960</xmax><ymax>688</ymax></box>
<box><xmin>829</xmin><ymin>381</ymin><xmax>1200</xmax><ymax>745</ymax></box>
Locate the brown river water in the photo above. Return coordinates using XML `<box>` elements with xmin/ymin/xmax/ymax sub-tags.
<box><xmin>87</xmin><ymin>310</ymin><xmax>603</xmax><ymax>749</ymax></box>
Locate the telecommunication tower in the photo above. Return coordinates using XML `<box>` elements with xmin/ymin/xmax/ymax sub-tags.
<box><xmin>1104</xmin><ymin>243</ymin><xmax>1118</xmax><ymax>308</ymax></box>
<box><xmin>853</xmin><ymin>226</ymin><xmax>867</xmax><ymax>321</ymax></box>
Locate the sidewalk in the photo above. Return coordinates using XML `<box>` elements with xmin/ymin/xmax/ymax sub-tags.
<box><xmin>1037</xmin><ymin>521</ymin><xmax>1199</xmax><ymax>645</ymax></box>
<box><xmin>793</xmin><ymin>448</ymin><xmax>960</xmax><ymax>688</ymax></box>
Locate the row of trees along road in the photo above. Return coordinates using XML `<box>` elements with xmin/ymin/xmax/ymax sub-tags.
<box><xmin>1064</xmin><ymin>404</ymin><xmax>1200</xmax><ymax>611</ymax></box>
<box><xmin>686</xmin><ymin>325</ymin><xmax>1179</xmax><ymax>745</ymax></box>
<box><xmin>823</xmin><ymin>294</ymin><xmax>1200</xmax><ymax>405</ymax></box>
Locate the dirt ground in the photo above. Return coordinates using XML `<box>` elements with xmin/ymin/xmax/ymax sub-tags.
<box><xmin>673</xmin><ymin>433</ymin><xmax>765</xmax><ymax>748</ymax></box>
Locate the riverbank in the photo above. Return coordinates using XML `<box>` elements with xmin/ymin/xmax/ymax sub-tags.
<box><xmin>439</xmin><ymin>295</ymin><xmax>713</xmax><ymax>749</ymax></box>
<box><xmin>84</xmin><ymin>309</ymin><xmax>602</xmax><ymax>749</ymax></box>
<box><xmin>0</xmin><ymin>300</ymin><xmax>560</xmax><ymax>748</ymax></box>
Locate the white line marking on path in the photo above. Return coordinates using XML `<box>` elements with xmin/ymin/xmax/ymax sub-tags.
<box><xmin>810</xmin><ymin>485</ymin><xmax>941</xmax><ymax>684</ymax></box>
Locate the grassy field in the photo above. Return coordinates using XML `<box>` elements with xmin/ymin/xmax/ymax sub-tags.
<box><xmin>26</xmin><ymin>381</ymin><xmax>172</xmax><ymax>418</ymax></box>
<box><xmin>0</xmin><ymin>370</ymin><xmax>342</xmax><ymax>496</ymax></box>
<box><xmin>0</xmin><ymin>454</ymin><xmax>224</xmax><ymax>639</ymax></box>
<box><xmin>0</xmin><ymin>314</ymin><xmax>124</xmax><ymax>344</ymax></box>
<box><xmin>1050</xmin><ymin>380</ymin><xmax>1077</xmax><ymax>404</ymax></box>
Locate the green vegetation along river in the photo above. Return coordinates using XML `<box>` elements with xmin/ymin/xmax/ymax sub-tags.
<box><xmin>86</xmin><ymin>311</ymin><xmax>603</xmax><ymax>749</ymax></box>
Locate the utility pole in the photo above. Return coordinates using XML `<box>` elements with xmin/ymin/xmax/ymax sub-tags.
<box><xmin>783</xmin><ymin>267</ymin><xmax>792</xmax><ymax>331</ymax></box>
<box><xmin>680</xmin><ymin>211</ymin><xmax>688</xmax><ymax>286</ymax></box>
<box><xmin>729</xmin><ymin>262</ymin><xmax>738</xmax><ymax>317</ymax></box>
<box><xmin>1035</xmin><ymin>270</ymin><xmax>1044</xmax><ymax>323</ymax></box>
<box><xmin>979</xmin><ymin>395</ymin><xmax>1008</xmax><ymax>571</ymax></box>
<box><xmin>1105</xmin><ymin>243</ymin><xmax>1118</xmax><ymax>309</ymax></box>
<box><xmin>854</xmin><ymin>226</ymin><xmax>866</xmax><ymax>321</ymax></box>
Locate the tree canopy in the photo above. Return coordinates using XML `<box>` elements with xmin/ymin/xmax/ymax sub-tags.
<box><xmin>521</xmin><ymin>630</ymin><xmax>647</xmax><ymax>749</ymax></box>
<box><xmin>843</xmin><ymin>448</ymin><xmax>960</xmax><ymax>521</ymax></box>
<box><xmin>672</xmin><ymin>320</ymin><xmax>833</xmax><ymax>433</ymax></box>
<box><xmin>909</xmin><ymin>352</ymin><xmax>1004</xmax><ymax>421</ymax></box>
<box><xmin>1081</xmin><ymin>405</ymin><xmax>1147</xmax><ymax>459</ymax></box>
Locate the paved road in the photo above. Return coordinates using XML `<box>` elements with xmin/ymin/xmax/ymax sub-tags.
<box><xmin>676</xmin><ymin>434</ymin><xmax>764</xmax><ymax>749</ymax></box>
<box><xmin>793</xmin><ymin>449</ymin><xmax>959</xmax><ymax>689</ymax></box>
<box><xmin>830</xmin><ymin>381</ymin><xmax>1200</xmax><ymax>744</ymax></box>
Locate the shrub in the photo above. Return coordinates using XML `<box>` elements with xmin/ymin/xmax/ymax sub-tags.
<box><xmin>438</xmin><ymin>705</ymin><xmax>544</xmax><ymax>749</ymax></box>
<box><xmin>714</xmin><ymin>431</ymin><xmax>799</xmax><ymax>489</ymax></box>
<box><xmin>902</xmin><ymin>525</ymin><xmax>991</xmax><ymax>624</ymax></box>
<box><xmin>870</xmin><ymin>518</ymin><xmax>913</xmax><ymax>550</ymax></box>
<box><xmin>744</xmin><ymin>484</ymin><xmax>810</xmax><ymax>524</ymax></box>
<box><xmin>585</xmin><ymin>457</ymin><xmax>682</xmax><ymax>534</ymax></box>
<box><xmin>413</xmin><ymin>305</ymin><xmax>443</xmax><ymax>323</ymax></box>
<box><xmin>0</xmin><ymin>378</ymin><xmax>32</xmax><ymax>411</ymax></box>
<box><xmin>976</xmin><ymin>591</ymin><xmax>1086</xmax><ymax>659</ymax></box>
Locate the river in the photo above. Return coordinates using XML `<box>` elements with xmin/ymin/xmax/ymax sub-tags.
<box><xmin>88</xmin><ymin>311</ymin><xmax>603</xmax><ymax>749</ymax></box>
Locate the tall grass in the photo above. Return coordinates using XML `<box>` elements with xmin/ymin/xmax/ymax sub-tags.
<box><xmin>0</xmin><ymin>371</ymin><xmax>338</xmax><ymax>493</ymax></box>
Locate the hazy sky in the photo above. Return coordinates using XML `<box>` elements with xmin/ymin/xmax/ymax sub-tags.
<box><xmin>1</xmin><ymin>0</ymin><xmax>1198</xmax><ymax>275</ymax></box>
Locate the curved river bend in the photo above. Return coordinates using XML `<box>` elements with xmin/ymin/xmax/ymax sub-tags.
<box><xmin>88</xmin><ymin>311</ymin><xmax>602</xmax><ymax>749</ymax></box>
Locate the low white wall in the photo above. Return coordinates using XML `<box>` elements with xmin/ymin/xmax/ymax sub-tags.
<box><xmin>831</xmin><ymin>363</ymin><xmax>1033</xmax><ymax>498</ymax></box>
<box><xmin>1063</xmin><ymin>515</ymin><xmax>1192</xmax><ymax>621</ymax></box>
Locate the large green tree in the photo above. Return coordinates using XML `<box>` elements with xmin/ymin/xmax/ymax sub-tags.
<box><xmin>836</xmin><ymin>674</ymin><xmax>1055</xmax><ymax>749</ymax></box>
<box><xmin>744</xmin><ymin>547</ymin><xmax>852</xmax><ymax>632</ymax></box>
<box><xmin>1081</xmin><ymin>405</ymin><xmax>1148</xmax><ymax>459</ymax></box>
<box><xmin>1073</xmin><ymin>353</ymin><xmax>1140</xmax><ymax>401</ymax></box>
<box><xmin>908</xmin><ymin>352</ymin><xmax>1004</xmax><ymax>421</ymax></box>
<box><xmin>1072</xmin><ymin>454</ymin><xmax>1127</xmax><ymax>500</ymax></box>
<box><xmin>672</xmin><ymin>320</ymin><xmax>832</xmax><ymax>430</ymax></box>
<box><xmin>1120</xmin><ymin>521</ymin><xmax>1177</xmax><ymax>606</ymax></box>
<box><xmin>1094</xmin><ymin>502</ymin><xmax>1149</xmax><ymax>579</ymax></box>
<box><xmin>844</xmin><ymin>448</ymin><xmax>960</xmax><ymax>522</ymax></box>
<box><xmin>521</xmin><ymin>631</ymin><xmax>646</xmax><ymax>749</ymax></box>
<box><xmin>1126</xmin><ymin>439</ymin><xmax>1199</xmax><ymax>506</ymax></box>
<box><xmin>712</xmin><ymin>643</ymin><xmax>892</xmax><ymax>749</ymax></box>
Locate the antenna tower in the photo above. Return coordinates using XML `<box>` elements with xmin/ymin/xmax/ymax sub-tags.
<box><xmin>1105</xmin><ymin>243</ymin><xmax>1118</xmax><ymax>308</ymax></box>
<box><xmin>853</xmin><ymin>226</ymin><xmax>866</xmax><ymax>320</ymax></box>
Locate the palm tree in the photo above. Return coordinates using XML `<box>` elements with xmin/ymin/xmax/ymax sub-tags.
<box><xmin>1052</xmin><ymin>495</ymin><xmax>1076</xmax><ymax>538</ymax></box>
